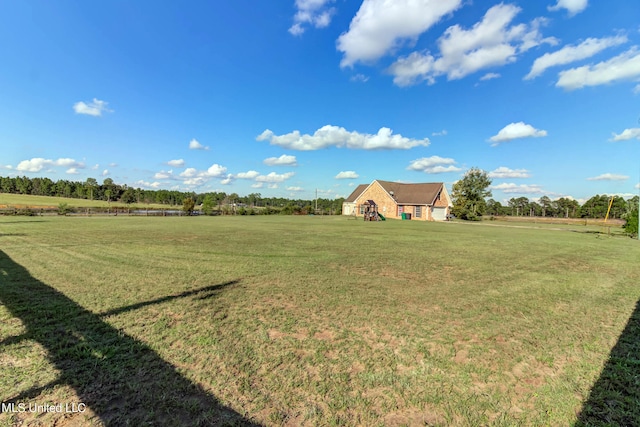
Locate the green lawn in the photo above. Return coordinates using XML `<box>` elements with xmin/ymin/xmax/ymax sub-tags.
<box><xmin>0</xmin><ymin>215</ymin><xmax>638</xmax><ymax>426</ymax></box>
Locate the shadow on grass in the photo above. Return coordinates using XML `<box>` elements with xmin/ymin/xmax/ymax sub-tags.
<box><xmin>0</xmin><ymin>250</ymin><xmax>260</xmax><ymax>426</ymax></box>
<box><xmin>575</xmin><ymin>298</ymin><xmax>640</xmax><ymax>426</ymax></box>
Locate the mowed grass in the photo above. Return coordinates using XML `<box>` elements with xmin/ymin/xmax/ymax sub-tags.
<box><xmin>0</xmin><ymin>215</ymin><xmax>638</xmax><ymax>426</ymax></box>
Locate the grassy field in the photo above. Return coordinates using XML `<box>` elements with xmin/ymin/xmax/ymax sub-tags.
<box><xmin>0</xmin><ymin>215</ymin><xmax>638</xmax><ymax>426</ymax></box>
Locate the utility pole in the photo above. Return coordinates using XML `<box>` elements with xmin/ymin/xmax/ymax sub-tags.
<box><xmin>315</xmin><ymin>188</ymin><xmax>318</xmax><ymax>213</ymax></box>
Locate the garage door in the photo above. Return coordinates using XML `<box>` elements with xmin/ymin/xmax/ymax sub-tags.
<box><xmin>431</xmin><ymin>207</ymin><xmax>447</xmax><ymax>221</ymax></box>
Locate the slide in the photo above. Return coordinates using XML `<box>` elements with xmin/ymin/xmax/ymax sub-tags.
<box><xmin>378</xmin><ymin>214</ymin><xmax>386</xmax><ymax>221</ymax></box>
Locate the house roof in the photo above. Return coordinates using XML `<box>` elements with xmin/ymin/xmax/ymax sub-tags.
<box><xmin>344</xmin><ymin>184</ymin><xmax>368</xmax><ymax>203</ymax></box>
<box><xmin>374</xmin><ymin>180</ymin><xmax>445</xmax><ymax>205</ymax></box>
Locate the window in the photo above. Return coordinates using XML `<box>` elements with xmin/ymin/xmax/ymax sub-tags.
<box><xmin>359</xmin><ymin>204</ymin><xmax>365</xmax><ymax>214</ymax></box>
<box><xmin>415</xmin><ymin>205</ymin><xmax>422</xmax><ymax>218</ymax></box>
<box><xmin>398</xmin><ymin>205</ymin><xmax>404</xmax><ymax>216</ymax></box>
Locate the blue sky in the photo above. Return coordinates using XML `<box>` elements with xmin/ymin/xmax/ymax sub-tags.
<box><xmin>1</xmin><ymin>0</ymin><xmax>639</xmax><ymax>203</ymax></box>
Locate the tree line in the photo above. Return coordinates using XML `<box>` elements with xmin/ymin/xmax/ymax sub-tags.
<box><xmin>0</xmin><ymin>175</ymin><xmax>344</xmax><ymax>215</ymax></box>
<box><xmin>451</xmin><ymin>168</ymin><xmax>638</xmax><ymax>234</ymax></box>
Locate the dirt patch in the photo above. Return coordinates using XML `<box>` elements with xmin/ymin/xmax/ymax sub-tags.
<box><xmin>313</xmin><ymin>330</ymin><xmax>334</xmax><ymax>341</ymax></box>
<box><xmin>383</xmin><ymin>407</ymin><xmax>443</xmax><ymax>426</ymax></box>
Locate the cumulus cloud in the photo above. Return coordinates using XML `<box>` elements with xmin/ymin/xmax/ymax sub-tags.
<box><xmin>335</xmin><ymin>171</ymin><xmax>359</xmax><ymax>179</ymax></box>
<box><xmin>102</xmin><ymin>169</ymin><xmax>110</xmax><ymax>177</ymax></box>
<box><xmin>337</xmin><ymin>0</ymin><xmax>463</xmax><ymax>67</ymax></box>
<box><xmin>257</xmin><ymin>125</ymin><xmax>429</xmax><ymax>150</ymax></box>
<box><xmin>15</xmin><ymin>157</ymin><xmax>85</xmax><ymax>172</ymax></box>
<box><xmin>488</xmin><ymin>167</ymin><xmax>531</xmax><ymax>178</ymax></box>
<box><xmin>167</xmin><ymin>159</ymin><xmax>185</xmax><ymax>167</ymax></box>
<box><xmin>73</xmin><ymin>98</ymin><xmax>113</xmax><ymax>116</ymax></box>
<box><xmin>66</xmin><ymin>168</ymin><xmax>80</xmax><ymax>175</ymax></box>
<box><xmin>169</xmin><ymin>164</ymin><xmax>228</xmax><ymax>188</ymax></box>
<box><xmin>154</xmin><ymin>170</ymin><xmax>174</xmax><ymax>180</ymax></box>
<box><xmin>189</xmin><ymin>139</ymin><xmax>210</xmax><ymax>150</ymax></box>
<box><xmin>389</xmin><ymin>4</ymin><xmax>557</xmax><ymax>86</ymax></box>
<box><xmin>289</xmin><ymin>0</ymin><xmax>335</xmax><ymax>36</ymax></box>
<box><xmin>587</xmin><ymin>173</ymin><xmax>629</xmax><ymax>181</ymax></box>
<box><xmin>525</xmin><ymin>35</ymin><xmax>628</xmax><ymax>80</ymax></box>
<box><xmin>491</xmin><ymin>183</ymin><xmax>545</xmax><ymax>194</ymax></box>
<box><xmin>287</xmin><ymin>186</ymin><xmax>304</xmax><ymax>192</ymax></box>
<box><xmin>548</xmin><ymin>0</ymin><xmax>588</xmax><ymax>16</ymax></box>
<box><xmin>407</xmin><ymin>156</ymin><xmax>461</xmax><ymax>174</ymax></box>
<box><xmin>220</xmin><ymin>175</ymin><xmax>233</xmax><ymax>185</ymax></box>
<box><xmin>556</xmin><ymin>47</ymin><xmax>640</xmax><ymax>90</ymax></box>
<box><xmin>235</xmin><ymin>170</ymin><xmax>260</xmax><ymax>179</ymax></box>
<box><xmin>610</xmin><ymin>128</ymin><xmax>640</xmax><ymax>141</ymax></box>
<box><xmin>255</xmin><ymin>172</ymin><xmax>295</xmax><ymax>183</ymax></box>
<box><xmin>432</xmin><ymin>129</ymin><xmax>448</xmax><ymax>136</ymax></box>
<box><xmin>136</xmin><ymin>180</ymin><xmax>162</xmax><ymax>189</ymax></box>
<box><xmin>263</xmin><ymin>154</ymin><xmax>298</xmax><ymax>166</ymax></box>
<box><xmin>489</xmin><ymin>122</ymin><xmax>547</xmax><ymax>145</ymax></box>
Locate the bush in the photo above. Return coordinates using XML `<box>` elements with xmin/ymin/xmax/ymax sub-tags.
<box><xmin>623</xmin><ymin>206</ymin><xmax>638</xmax><ymax>237</ymax></box>
<box><xmin>58</xmin><ymin>203</ymin><xmax>73</xmax><ymax>215</ymax></box>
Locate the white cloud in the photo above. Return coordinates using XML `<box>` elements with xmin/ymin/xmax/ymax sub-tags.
<box><xmin>289</xmin><ymin>0</ymin><xmax>335</xmax><ymax>36</ymax></box>
<box><xmin>257</xmin><ymin>125</ymin><xmax>429</xmax><ymax>150</ymax></box>
<box><xmin>488</xmin><ymin>167</ymin><xmax>531</xmax><ymax>178</ymax></box>
<box><xmin>66</xmin><ymin>168</ymin><xmax>80</xmax><ymax>175</ymax></box>
<box><xmin>268</xmin><ymin>184</ymin><xmax>279</xmax><ymax>189</ymax></box>
<box><xmin>634</xmin><ymin>83</ymin><xmax>640</xmax><ymax>94</ymax></box>
<box><xmin>251</xmin><ymin>182</ymin><xmax>264</xmax><ymax>188</ymax></box>
<box><xmin>154</xmin><ymin>170</ymin><xmax>174</xmax><ymax>180</ymax></box>
<box><xmin>167</xmin><ymin>159</ymin><xmax>185</xmax><ymax>167</ymax></box>
<box><xmin>255</xmin><ymin>172</ymin><xmax>295</xmax><ymax>183</ymax></box>
<box><xmin>389</xmin><ymin>4</ymin><xmax>557</xmax><ymax>86</ymax></box>
<box><xmin>73</xmin><ymin>98</ymin><xmax>113</xmax><ymax>116</ymax></box>
<box><xmin>15</xmin><ymin>157</ymin><xmax>85</xmax><ymax>172</ymax></box>
<box><xmin>179</xmin><ymin>168</ymin><xmax>198</xmax><ymax>178</ymax></box>
<box><xmin>407</xmin><ymin>156</ymin><xmax>461</xmax><ymax>174</ymax></box>
<box><xmin>102</xmin><ymin>169</ymin><xmax>110</xmax><ymax>177</ymax></box>
<box><xmin>335</xmin><ymin>171</ymin><xmax>359</xmax><ymax>179</ymax></box>
<box><xmin>137</xmin><ymin>180</ymin><xmax>162</xmax><ymax>189</ymax></box>
<box><xmin>173</xmin><ymin>164</ymin><xmax>227</xmax><ymax>187</ymax></box>
<box><xmin>432</xmin><ymin>129</ymin><xmax>448</xmax><ymax>136</ymax></box>
<box><xmin>525</xmin><ymin>35</ymin><xmax>628</xmax><ymax>80</ymax></box>
<box><xmin>610</xmin><ymin>127</ymin><xmax>640</xmax><ymax>141</ymax></box>
<box><xmin>236</xmin><ymin>170</ymin><xmax>260</xmax><ymax>179</ymax></box>
<box><xmin>492</xmin><ymin>183</ymin><xmax>545</xmax><ymax>194</ymax></box>
<box><xmin>587</xmin><ymin>173</ymin><xmax>629</xmax><ymax>181</ymax></box>
<box><xmin>189</xmin><ymin>139</ymin><xmax>210</xmax><ymax>150</ymax></box>
<box><xmin>263</xmin><ymin>154</ymin><xmax>298</xmax><ymax>166</ymax></box>
<box><xmin>489</xmin><ymin>122</ymin><xmax>548</xmax><ymax>145</ymax></box>
<box><xmin>220</xmin><ymin>175</ymin><xmax>233</xmax><ymax>185</ymax></box>
<box><xmin>287</xmin><ymin>186</ymin><xmax>304</xmax><ymax>192</ymax></box>
<box><xmin>556</xmin><ymin>47</ymin><xmax>640</xmax><ymax>90</ymax></box>
<box><xmin>337</xmin><ymin>0</ymin><xmax>463</xmax><ymax>68</ymax></box>
<box><xmin>636</xmin><ymin>183</ymin><xmax>640</xmax><ymax>189</ymax></box>
<box><xmin>205</xmin><ymin>164</ymin><xmax>227</xmax><ymax>177</ymax></box>
<box><xmin>548</xmin><ymin>0</ymin><xmax>588</xmax><ymax>16</ymax></box>
<box><xmin>480</xmin><ymin>72</ymin><xmax>501</xmax><ymax>81</ymax></box>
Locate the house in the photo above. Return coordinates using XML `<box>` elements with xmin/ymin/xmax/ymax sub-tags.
<box><xmin>342</xmin><ymin>180</ymin><xmax>452</xmax><ymax>221</ymax></box>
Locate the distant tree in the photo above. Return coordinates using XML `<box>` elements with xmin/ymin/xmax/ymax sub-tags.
<box><xmin>201</xmin><ymin>194</ymin><xmax>214</xmax><ymax>215</ymax></box>
<box><xmin>85</xmin><ymin>178</ymin><xmax>98</xmax><ymax>200</ymax></box>
<box><xmin>182</xmin><ymin>197</ymin><xmax>195</xmax><ymax>216</ymax></box>
<box><xmin>451</xmin><ymin>168</ymin><xmax>492</xmax><ymax>220</ymax></box>
<box><xmin>120</xmin><ymin>188</ymin><xmax>136</xmax><ymax>204</ymax></box>
<box><xmin>623</xmin><ymin>204</ymin><xmax>638</xmax><ymax>237</ymax></box>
